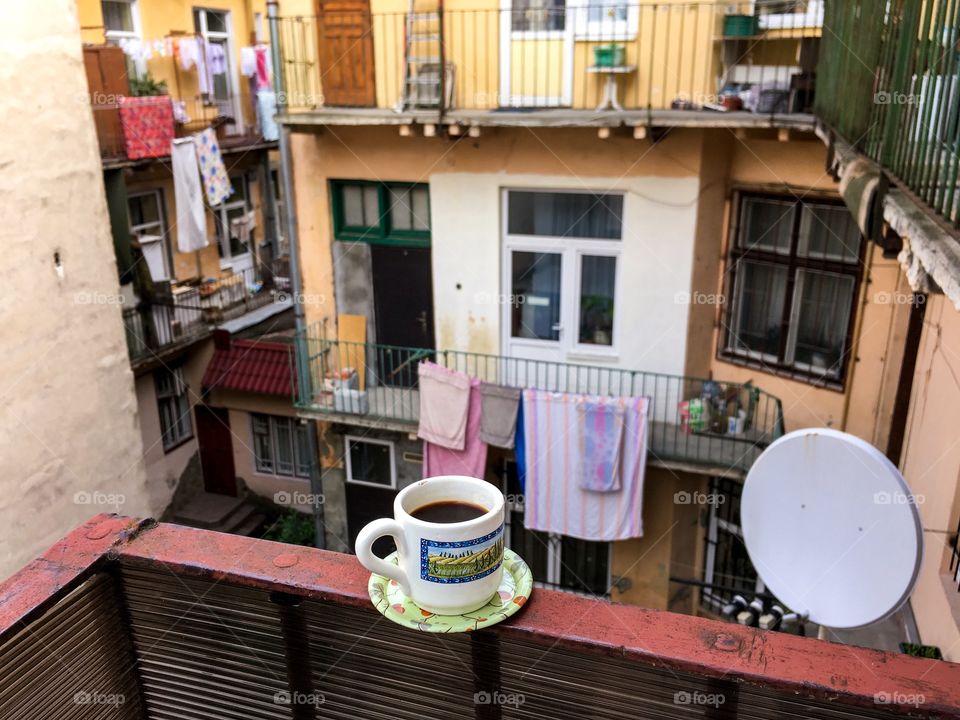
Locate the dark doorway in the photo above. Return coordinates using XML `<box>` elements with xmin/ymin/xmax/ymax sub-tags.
<box><xmin>370</xmin><ymin>245</ymin><xmax>435</xmax><ymax>386</ymax></box>
<box><xmin>195</xmin><ymin>405</ymin><xmax>237</xmax><ymax>496</ymax></box>
<box><xmin>346</xmin><ymin>482</ymin><xmax>397</xmax><ymax>557</ymax></box>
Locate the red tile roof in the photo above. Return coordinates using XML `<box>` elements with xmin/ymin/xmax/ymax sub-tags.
<box><xmin>202</xmin><ymin>337</ymin><xmax>295</xmax><ymax>397</ymax></box>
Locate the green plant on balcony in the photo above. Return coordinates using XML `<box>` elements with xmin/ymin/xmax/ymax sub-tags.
<box><xmin>262</xmin><ymin>509</ymin><xmax>315</xmax><ymax>547</ymax></box>
<box><xmin>129</xmin><ymin>74</ymin><xmax>169</xmax><ymax>97</ymax></box>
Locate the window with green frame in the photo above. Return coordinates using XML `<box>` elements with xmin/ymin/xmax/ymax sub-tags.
<box><xmin>331</xmin><ymin>180</ymin><xmax>431</xmax><ymax>247</ymax></box>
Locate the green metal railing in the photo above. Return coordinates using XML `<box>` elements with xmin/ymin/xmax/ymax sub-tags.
<box><xmin>817</xmin><ymin>0</ymin><xmax>960</xmax><ymax>227</ymax></box>
<box><xmin>294</xmin><ymin>328</ymin><xmax>786</xmax><ymax>473</ymax></box>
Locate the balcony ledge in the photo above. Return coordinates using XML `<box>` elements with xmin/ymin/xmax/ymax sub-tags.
<box><xmin>280</xmin><ymin>108</ymin><xmax>817</xmax><ymax>132</ymax></box>
<box><xmin>2</xmin><ymin>514</ymin><xmax>959</xmax><ymax>719</ymax></box>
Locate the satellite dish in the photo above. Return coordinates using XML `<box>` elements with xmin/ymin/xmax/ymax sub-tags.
<box><xmin>741</xmin><ymin>428</ymin><xmax>923</xmax><ymax>630</ymax></box>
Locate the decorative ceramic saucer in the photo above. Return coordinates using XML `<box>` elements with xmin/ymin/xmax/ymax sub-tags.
<box><xmin>368</xmin><ymin>548</ymin><xmax>532</xmax><ymax>632</ymax></box>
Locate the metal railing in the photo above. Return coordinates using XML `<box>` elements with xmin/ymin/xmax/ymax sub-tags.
<box><xmin>816</xmin><ymin>0</ymin><xmax>960</xmax><ymax>228</ymax></box>
<box><xmin>294</xmin><ymin>331</ymin><xmax>785</xmax><ymax>473</ymax></box>
<box><xmin>276</xmin><ymin>0</ymin><xmax>821</xmax><ymax>115</ymax></box>
<box><xmin>122</xmin><ymin>269</ymin><xmax>283</xmax><ymax>363</ymax></box>
<box><xmin>122</xmin><ymin>301</ymin><xmax>208</xmax><ymax>364</ymax></box>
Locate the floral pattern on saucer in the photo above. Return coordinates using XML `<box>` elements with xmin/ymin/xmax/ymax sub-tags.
<box><xmin>368</xmin><ymin>548</ymin><xmax>532</xmax><ymax>633</ymax></box>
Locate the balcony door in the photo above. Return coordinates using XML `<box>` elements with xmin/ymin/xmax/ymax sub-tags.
<box><xmin>316</xmin><ymin>0</ymin><xmax>376</xmax><ymax>107</ymax></box>
<box><xmin>194</xmin><ymin>8</ymin><xmax>242</xmax><ymax>134</ymax></box>
<box><xmin>502</xmin><ymin>189</ymin><xmax>622</xmax><ymax>369</ymax></box>
<box><xmin>499</xmin><ymin>0</ymin><xmax>574</xmax><ymax>107</ymax></box>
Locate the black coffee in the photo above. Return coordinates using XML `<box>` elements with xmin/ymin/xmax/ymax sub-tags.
<box><xmin>411</xmin><ymin>500</ymin><xmax>488</xmax><ymax>523</ymax></box>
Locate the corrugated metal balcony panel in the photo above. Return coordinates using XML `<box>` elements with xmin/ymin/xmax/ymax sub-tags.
<box><xmin>0</xmin><ymin>573</ymin><xmax>143</xmax><ymax>720</ymax></box>
<box><xmin>302</xmin><ymin>600</ymin><xmax>475</xmax><ymax>720</ymax></box>
<box><xmin>120</xmin><ymin>567</ymin><xmax>290</xmax><ymax>720</ymax></box>
<box><xmin>118</xmin><ymin>565</ymin><xmax>915</xmax><ymax>720</ymax></box>
<box><xmin>497</xmin><ymin>637</ymin><xmax>908</xmax><ymax>720</ymax></box>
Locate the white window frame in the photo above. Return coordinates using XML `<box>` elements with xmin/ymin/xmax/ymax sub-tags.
<box><xmin>214</xmin><ymin>174</ymin><xmax>253</xmax><ymax>267</ymax></box>
<box><xmin>101</xmin><ymin>0</ymin><xmax>146</xmax><ymax>78</ymax></box>
<box><xmin>345</xmin><ymin>436</ymin><xmax>398</xmax><ymax>489</ymax></box>
<box><xmin>251</xmin><ymin>413</ymin><xmax>312</xmax><ymax>480</ymax></box>
<box><xmin>156</xmin><ymin>367</ymin><xmax>193</xmax><ymax>452</ymax></box>
<box><xmin>501</xmin><ymin>188</ymin><xmax>623</xmax><ymax>360</ymax></box>
<box><xmin>128</xmin><ymin>189</ymin><xmax>172</xmax><ymax>281</ymax></box>
<box><xmin>193</xmin><ymin>7</ymin><xmax>243</xmax><ymax>132</ymax></box>
<box><xmin>571</xmin><ymin>0</ymin><xmax>639</xmax><ymax>41</ymax></box>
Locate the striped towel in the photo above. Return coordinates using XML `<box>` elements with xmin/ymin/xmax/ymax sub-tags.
<box><xmin>523</xmin><ymin>389</ymin><xmax>649</xmax><ymax>541</ymax></box>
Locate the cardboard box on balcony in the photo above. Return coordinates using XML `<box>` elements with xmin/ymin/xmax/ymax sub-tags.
<box><xmin>334</xmin><ymin>388</ymin><xmax>369</xmax><ymax>415</ymax></box>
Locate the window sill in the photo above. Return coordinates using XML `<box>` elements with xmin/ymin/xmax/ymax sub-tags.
<box><xmin>717</xmin><ymin>352</ymin><xmax>846</xmax><ymax>393</ymax></box>
<box><xmin>162</xmin><ymin>435</ymin><xmax>195</xmax><ymax>455</ymax></box>
<box><xmin>252</xmin><ymin>470</ymin><xmax>311</xmax><ymax>483</ymax></box>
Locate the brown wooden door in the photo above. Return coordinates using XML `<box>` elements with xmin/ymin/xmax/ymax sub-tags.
<box><xmin>316</xmin><ymin>0</ymin><xmax>376</xmax><ymax>107</ymax></box>
<box><xmin>83</xmin><ymin>45</ymin><xmax>129</xmax><ymax>157</ymax></box>
<box><xmin>196</xmin><ymin>405</ymin><xmax>238</xmax><ymax>496</ymax></box>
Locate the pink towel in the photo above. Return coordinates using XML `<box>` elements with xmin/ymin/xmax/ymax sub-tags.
<box><xmin>423</xmin><ymin>378</ymin><xmax>488</xmax><ymax>479</ymax></box>
<box><xmin>417</xmin><ymin>362</ymin><xmax>471</xmax><ymax>450</ymax></box>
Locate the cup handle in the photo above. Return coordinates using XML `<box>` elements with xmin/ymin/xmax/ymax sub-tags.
<box><xmin>355</xmin><ymin>518</ymin><xmax>410</xmax><ymax>595</ymax></box>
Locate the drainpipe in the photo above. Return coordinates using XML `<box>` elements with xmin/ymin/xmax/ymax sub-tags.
<box><xmin>268</xmin><ymin>1</ymin><xmax>325</xmax><ymax>550</ymax></box>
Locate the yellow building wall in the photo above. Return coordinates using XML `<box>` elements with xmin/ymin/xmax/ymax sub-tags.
<box><xmin>898</xmin><ymin>294</ymin><xmax>960</xmax><ymax>661</ymax></box>
<box><xmin>697</xmin><ymin>133</ymin><xmax>910</xmax><ymax>440</ymax></box>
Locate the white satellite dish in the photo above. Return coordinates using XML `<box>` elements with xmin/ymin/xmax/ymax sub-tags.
<box><xmin>741</xmin><ymin>428</ymin><xmax>923</xmax><ymax>630</ymax></box>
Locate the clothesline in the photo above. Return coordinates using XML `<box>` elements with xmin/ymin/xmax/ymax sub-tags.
<box><xmin>415</xmin><ymin>360</ymin><xmax>650</xmax><ymax>542</ymax></box>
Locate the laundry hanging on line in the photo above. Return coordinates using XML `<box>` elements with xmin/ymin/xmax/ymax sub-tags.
<box><xmin>171</xmin><ymin>137</ymin><xmax>208</xmax><ymax>253</ymax></box>
<box><xmin>578</xmin><ymin>397</ymin><xmax>627</xmax><ymax>493</ymax></box>
<box><xmin>521</xmin><ymin>389</ymin><xmax>649</xmax><ymax>542</ymax></box>
<box><xmin>417</xmin><ymin>361</ymin><xmax>472</xmax><ymax>451</ymax></box>
<box><xmin>423</xmin><ymin>377</ymin><xmax>488</xmax><ymax>480</ymax></box>
<box><xmin>479</xmin><ymin>383</ymin><xmax>522</xmax><ymax>449</ymax></box>
<box><xmin>194</xmin><ymin>128</ymin><xmax>233</xmax><ymax>207</ymax></box>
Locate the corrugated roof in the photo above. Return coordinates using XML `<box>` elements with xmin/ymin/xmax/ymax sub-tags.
<box><xmin>202</xmin><ymin>338</ymin><xmax>295</xmax><ymax>397</ymax></box>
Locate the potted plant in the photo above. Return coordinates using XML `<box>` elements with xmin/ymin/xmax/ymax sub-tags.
<box><xmin>723</xmin><ymin>13</ymin><xmax>759</xmax><ymax>37</ymax></box>
<box><xmin>128</xmin><ymin>73</ymin><xmax>169</xmax><ymax>97</ymax></box>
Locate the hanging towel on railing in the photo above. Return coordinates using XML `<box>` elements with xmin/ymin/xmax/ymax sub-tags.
<box><xmin>257</xmin><ymin>90</ymin><xmax>279</xmax><ymax>141</ymax></box>
<box><xmin>194</xmin><ymin>128</ymin><xmax>233</xmax><ymax>206</ymax></box>
<box><xmin>423</xmin><ymin>377</ymin><xmax>488</xmax><ymax>479</ymax></box>
<box><xmin>523</xmin><ymin>390</ymin><xmax>649</xmax><ymax>542</ymax></box>
<box><xmin>578</xmin><ymin>397</ymin><xmax>626</xmax><ymax>492</ymax></box>
<box><xmin>171</xmin><ymin>137</ymin><xmax>208</xmax><ymax>253</ymax></box>
<box><xmin>479</xmin><ymin>383</ymin><xmax>521</xmax><ymax>449</ymax></box>
<box><xmin>417</xmin><ymin>362</ymin><xmax>471</xmax><ymax>451</ymax></box>
<box><xmin>514</xmin><ymin>396</ymin><xmax>526</xmax><ymax>492</ymax></box>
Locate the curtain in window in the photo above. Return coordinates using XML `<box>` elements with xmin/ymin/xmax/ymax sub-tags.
<box><xmin>730</xmin><ymin>261</ymin><xmax>787</xmax><ymax>359</ymax></box>
<box><xmin>787</xmin><ymin>270</ymin><xmax>854</xmax><ymax>376</ymax></box>
<box><xmin>508</xmin><ymin>191</ymin><xmax>623</xmax><ymax>239</ymax></box>
<box><xmin>512</xmin><ymin>0</ymin><xmax>566</xmax><ymax>31</ymax></box>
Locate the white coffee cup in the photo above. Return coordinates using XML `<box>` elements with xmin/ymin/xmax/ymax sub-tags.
<box><xmin>355</xmin><ymin>475</ymin><xmax>505</xmax><ymax>615</ymax></box>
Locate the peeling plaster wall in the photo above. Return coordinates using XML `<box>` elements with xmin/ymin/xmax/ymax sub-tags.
<box><xmin>0</xmin><ymin>0</ymin><xmax>150</xmax><ymax>577</ymax></box>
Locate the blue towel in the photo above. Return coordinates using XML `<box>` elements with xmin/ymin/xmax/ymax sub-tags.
<box><xmin>514</xmin><ymin>397</ymin><xmax>526</xmax><ymax>493</ymax></box>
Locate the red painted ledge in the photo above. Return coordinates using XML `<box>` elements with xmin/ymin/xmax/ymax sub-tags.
<box><xmin>2</xmin><ymin>514</ymin><xmax>959</xmax><ymax>718</ymax></box>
